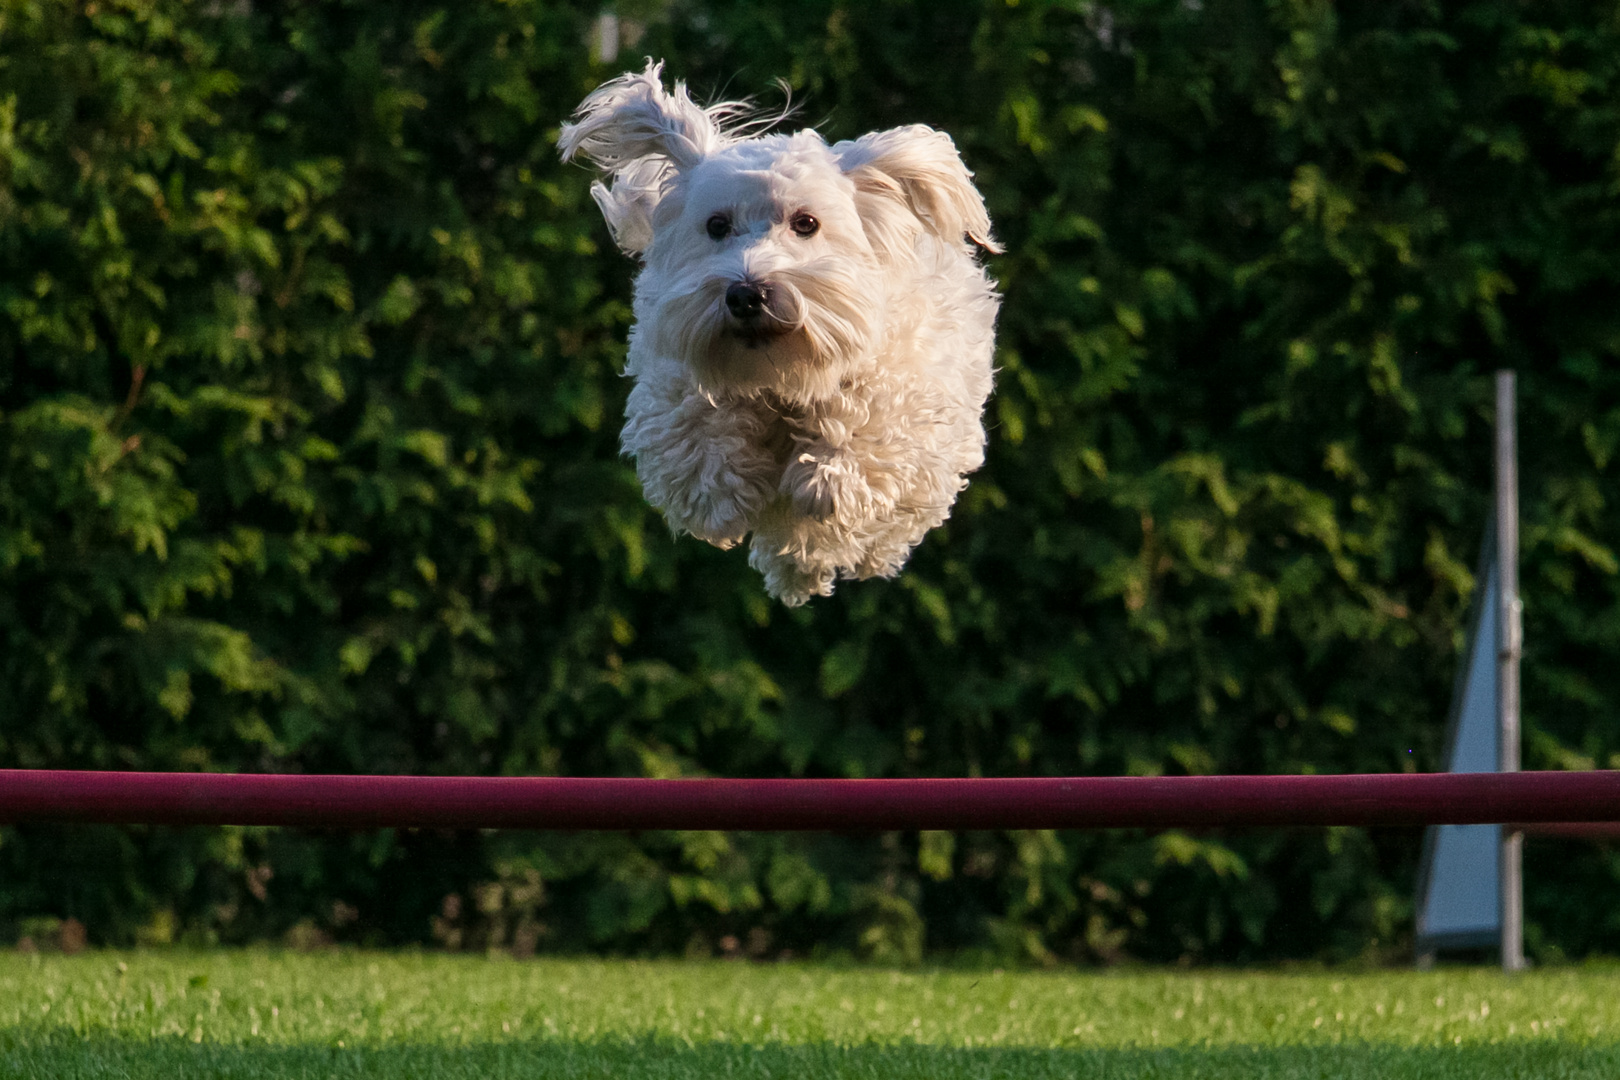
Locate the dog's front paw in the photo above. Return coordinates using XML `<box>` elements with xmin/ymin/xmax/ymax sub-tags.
<box><xmin>685</xmin><ymin>500</ymin><xmax>750</xmax><ymax>550</ymax></box>
<box><xmin>669</xmin><ymin>480</ymin><xmax>765</xmax><ymax>549</ymax></box>
<box><xmin>637</xmin><ymin>436</ymin><xmax>776</xmax><ymax>548</ymax></box>
<box><xmin>782</xmin><ymin>451</ymin><xmax>876</xmax><ymax>524</ymax></box>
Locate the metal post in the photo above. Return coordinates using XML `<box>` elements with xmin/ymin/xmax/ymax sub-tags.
<box><xmin>1496</xmin><ymin>370</ymin><xmax>1526</xmax><ymax>972</ymax></box>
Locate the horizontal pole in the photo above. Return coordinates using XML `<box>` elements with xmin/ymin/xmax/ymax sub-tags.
<box><xmin>2</xmin><ymin>769</ymin><xmax>1619</xmax><ymax>832</ymax></box>
<box><xmin>1514</xmin><ymin>821</ymin><xmax>1620</xmax><ymax>840</ymax></box>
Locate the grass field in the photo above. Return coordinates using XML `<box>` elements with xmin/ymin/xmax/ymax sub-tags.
<box><xmin>2</xmin><ymin>951</ymin><xmax>1619</xmax><ymax>1078</ymax></box>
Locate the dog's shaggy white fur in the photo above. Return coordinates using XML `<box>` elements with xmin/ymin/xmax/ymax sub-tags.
<box><xmin>560</xmin><ymin>62</ymin><xmax>1000</xmax><ymax>605</ymax></box>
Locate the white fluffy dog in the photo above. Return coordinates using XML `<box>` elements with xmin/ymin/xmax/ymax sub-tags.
<box><xmin>560</xmin><ymin>62</ymin><xmax>1001</xmax><ymax>605</ymax></box>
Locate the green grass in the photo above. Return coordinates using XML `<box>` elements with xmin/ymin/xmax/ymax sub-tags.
<box><xmin>3</xmin><ymin>951</ymin><xmax>1619</xmax><ymax>1077</ymax></box>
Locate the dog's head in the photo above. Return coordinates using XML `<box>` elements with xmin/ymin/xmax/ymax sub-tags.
<box><xmin>560</xmin><ymin>61</ymin><xmax>997</xmax><ymax>396</ymax></box>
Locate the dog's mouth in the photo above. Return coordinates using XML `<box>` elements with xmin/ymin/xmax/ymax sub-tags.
<box><xmin>727</xmin><ymin>323</ymin><xmax>792</xmax><ymax>349</ymax></box>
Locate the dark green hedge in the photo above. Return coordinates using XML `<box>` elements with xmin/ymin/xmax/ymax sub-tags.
<box><xmin>3</xmin><ymin>0</ymin><xmax>1620</xmax><ymax>964</ymax></box>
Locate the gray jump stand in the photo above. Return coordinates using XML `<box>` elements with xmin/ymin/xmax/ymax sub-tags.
<box><xmin>1414</xmin><ymin>371</ymin><xmax>1524</xmax><ymax>972</ymax></box>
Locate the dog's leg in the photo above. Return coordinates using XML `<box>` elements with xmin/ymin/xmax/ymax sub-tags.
<box><xmin>782</xmin><ymin>372</ymin><xmax>981</xmax><ymax>583</ymax></box>
<box><xmin>779</xmin><ymin>407</ymin><xmax>903</xmax><ymax>528</ymax></box>
<box><xmin>781</xmin><ymin>445</ymin><xmax>872</xmax><ymax>524</ymax></box>
<box><xmin>622</xmin><ymin>376</ymin><xmax>779</xmax><ymax>548</ymax></box>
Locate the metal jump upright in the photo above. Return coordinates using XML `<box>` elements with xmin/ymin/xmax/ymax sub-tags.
<box><xmin>1496</xmin><ymin>372</ymin><xmax>1525</xmax><ymax>972</ymax></box>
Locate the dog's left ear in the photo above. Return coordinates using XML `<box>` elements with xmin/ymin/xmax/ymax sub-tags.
<box><xmin>834</xmin><ymin>125</ymin><xmax>1001</xmax><ymax>255</ymax></box>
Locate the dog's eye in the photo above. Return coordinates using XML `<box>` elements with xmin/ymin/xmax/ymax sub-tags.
<box><xmin>706</xmin><ymin>214</ymin><xmax>731</xmax><ymax>240</ymax></box>
<box><xmin>790</xmin><ymin>213</ymin><xmax>819</xmax><ymax>238</ymax></box>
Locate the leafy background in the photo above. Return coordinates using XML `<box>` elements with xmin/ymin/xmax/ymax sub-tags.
<box><xmin>3</xmin><ymin>0</ymin><xmax>1619</xmax><ymax>964</ymax></box>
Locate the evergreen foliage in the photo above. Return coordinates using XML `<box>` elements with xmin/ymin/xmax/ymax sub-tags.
<box><xmin>3</xmin><ymin>0</ymin><xmax>1619</xmax><ymax>963</ymax></box>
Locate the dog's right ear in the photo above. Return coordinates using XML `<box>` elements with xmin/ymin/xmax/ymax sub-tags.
<box><xmin>559</xmin><ymin>60</ymin><xmax>726</xmax><ymax>173</ymax></box>
<box><xmin>559</xmin><ymin>60</ymin><xmax>733</xmax><ymax>258</ymax></box>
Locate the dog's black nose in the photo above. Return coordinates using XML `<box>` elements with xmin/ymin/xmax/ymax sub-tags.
<box><xmin>725</xmin><ymin>282</ymin><xmax>769</xmax><ymax>320</ymax></box>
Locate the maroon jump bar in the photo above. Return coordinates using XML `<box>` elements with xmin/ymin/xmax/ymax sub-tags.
<box><xmin>2</xmin><ymin>770</ymin><xmax>1619</xmax><ymax>831</ymax></box>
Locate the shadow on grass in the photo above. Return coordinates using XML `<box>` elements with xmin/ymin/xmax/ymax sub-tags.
<box><xmin>1</xmin><ymin>1035</ymin><xmax>1616</xmax><ymax>1079</ymax></box>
